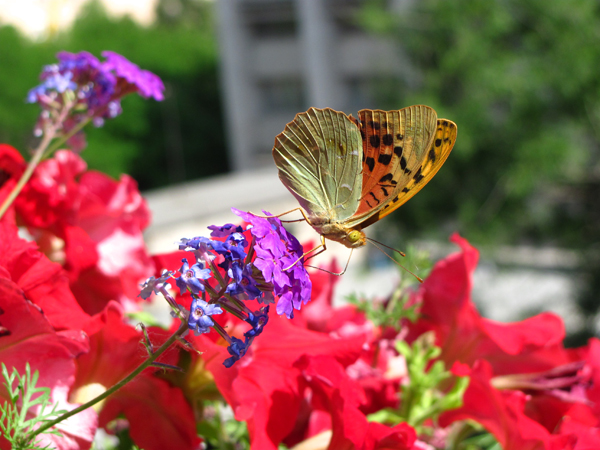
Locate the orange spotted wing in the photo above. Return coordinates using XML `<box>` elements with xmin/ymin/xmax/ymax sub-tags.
<box><xmin>346</xmin><ymin>105</ymin><xmax>457</xmax><ymax>229</ymax></box>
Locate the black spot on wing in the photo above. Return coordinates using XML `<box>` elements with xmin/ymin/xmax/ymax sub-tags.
<box><xmin>365</xmin><ymin>157</ymin><xmax>375</xmax><ymax>172</ymax></box>
<box><xmin>396</xmin><ymin>133</ymin><xmax>403</xmax><ymax>140</ymax></box>
<box><xmin>382</xmin><ymin>134</ymin><xmax>393</xmax><ymax>146</ymax></box>
<box><xmin>370</xmin><ymin>135</ymin><xmax>381</xmax><ymax>148</ymax></box>
<box><xmin>394</xmin><ymin>146</ymin><xmax>403</xmax><ymax>157</ymax></box>
<box><xmin>381</xmin><ymin>186</ymin><xmax>389</xmax><ymax>196</ymax></box>
<box><xmin>369</xmin><ymin>192</ymin><xmax>381</xmax><ymax>204</ymax></box>
<box><xmin>379</xmin><ymin>173</ymin><xmax>393</xmax><ymax>182</ymax></box>
<box><xmin>378</xmin><ymin>153</ymin><xmax>392</xmax><ymax>165</ymax></box>
<box><xmin>368</xmin><ymin>121</ymin><xmax>380</xmax><ymax>130</ymax></box>
<box><xmin>428</xmin><ymin>148</ymin><xmax>436</xmax><ymax>162</ymax></box>
<box><xmin>435</xmin><ymin>138</ymin><xmax>442</xmax><ymax>147</ymax></box>
<box><xmin>413</xmin><ymin>167</ymin><xmax>424</xmax><ymax>183</ymax></box>
<box><xmin>400</xmin><ymin>156</ymin><xmax>407</xmax><ymax>170</ymax></box>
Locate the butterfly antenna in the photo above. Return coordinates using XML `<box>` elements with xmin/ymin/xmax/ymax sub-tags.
<box><xmin>366</xmin><ymin>237</ymin><xmax>406</xmax><ymax>258</ymax></box>
<box><xmin>366</xmin><ymin>240</ymin><xmax>423</xmax><ymax>283</ymax></box>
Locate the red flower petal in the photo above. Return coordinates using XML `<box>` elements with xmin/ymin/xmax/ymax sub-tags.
<box><xmin>0</xmin><ymin>220</ymin><xmax>90</xmax><ymax>330</ymax></box>
<box><xmin>0</xmin><ymin>272</ymin><xmax>95</xmax><ymax>450</ymax></box>
<box><xmin>199</xmin><ymin>308</ymin><xmax>367</xmax><ymax>450</ymax></box>
<box><xmin>296</xmin><ymin>354</ymin><xmax>416</xmax><ymax>450</ymax></box>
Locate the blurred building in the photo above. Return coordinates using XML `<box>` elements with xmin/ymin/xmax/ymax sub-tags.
<box><xmin>216</xmin><ymin>0</ymin><xmax>407</xmax><ymax>172</ymax></box>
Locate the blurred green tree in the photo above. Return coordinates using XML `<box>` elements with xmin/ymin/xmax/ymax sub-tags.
<box><xmin>0</xmin><ymin>26</ymin><xmax>57</xmax><ymax>151</ymax></box>
<box><xmin>362</xmin><ymin>0</ymin><xmax>600</xmax><ymax>247</ymax></box>
<box><xmin>362</xmin><ymin>0</ymin><xmax>600</xmax><ymax>344</ymax></box>
<box><xmin>0</xmin><ymin>0</ymin><xmax>226</xmax><ymax>190</ymax></box>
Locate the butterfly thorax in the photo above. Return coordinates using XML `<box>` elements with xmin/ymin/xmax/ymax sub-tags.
<box><xmin>309</xmin><ymin>218</ymin><xmax>367</xmax><ymax>249</ymax></box>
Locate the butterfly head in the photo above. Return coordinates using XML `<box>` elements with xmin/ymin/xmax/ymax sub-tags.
<box><xmin>346</xmin><ymin>229</ymin><xmax>366</xmax><ymax>248</ymax></box>
<box><xmin>315</xmin><ymin>222</ymin><xmax>367</xmax><ymax>249</ymax></box>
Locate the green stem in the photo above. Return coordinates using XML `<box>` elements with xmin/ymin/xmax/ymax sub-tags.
<box><xmin>0</xmin><ymin>130</ymin><xmax>54</xmax><ymax>220</ymax></box>
<box><xmin>42</xmin><ymin>116</ymin><xmax>91</xmax><ymax>160</ymax></box>
<box><xmin>31</xmin><ymin>320</ymin><xmax>188</xmax><ymax>438</ymax></box>
<box><xmin>0</xmin><ymin>111</ymin><xmax>90</xmax><ymax>220</ymax></box>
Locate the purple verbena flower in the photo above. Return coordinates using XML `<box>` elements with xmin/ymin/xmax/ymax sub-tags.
<box><xmin>175</xmin><ymin>259</ymin><xmax>211</xmax><ymax>295</ymax></box>
<box><xmin>27</xmin><ymin>51</ymin><xmax>165</xmax><ymax>149</ymax></box>
<box><xmin>223</xmin><ymin>336</ymin><xmax>252</xmax><ymax>368</ymax></box>
<box><xmin>143</xmin><ymin>211</ymin><xmax>308</xmax><ymax>368</ymax></box>
<box><xmin>226</xmin><ymin>262</ymin><xmax>263</xmax><ymax>300</ymax></box>
<box><xmin>232</xmin><ymin>208</ymin><xmax>312</xmax><ymax>318</ymax></box>
<box><xmin>138</xmin><ymin>270</ymin><xmax>173</xmax><ymax>300</ymax></box>
<box><xmin>244</xmin><ymin>306</ymin><xmax>270</xmax><ymax>339</ymax></box>
<box><xmin>188</xmin><ymin>297</ymin><xmax>223</xmax><ymax>335</ymax></box>
<box><xmin>102</xmin><ymin>51</ymin><xmax>165</xmax><ymax>101</ymax></box>
<box><xmin>208</xmin><ymin>223</ymin><xmax>244</xmax><ymax>238</ymax></box>
<box><xmin>178</xmin><ymin>236</ymin><xmax>213</xmax><ymax>253</ymax></box>
<box><xmin>56</xmin><ymin>51</ymin><xmax>102</xmax><ymax>73</ymax></box>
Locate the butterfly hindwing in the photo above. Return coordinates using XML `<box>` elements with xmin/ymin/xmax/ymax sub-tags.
<box><xmin>272</xmin><ymin>107</ymin><xmax>363</xmax><ymax>221</ymax></box>
<box><xmin>346</xmin><ymin>105</ymin><xmax>438</xmax><ymax>226</ymax></box>
<box><xmin>355</xmin><ymin>117</ymin><xmax>457</xmax><ymax>228</ymax></box>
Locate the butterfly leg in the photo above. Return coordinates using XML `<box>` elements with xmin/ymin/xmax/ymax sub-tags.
<box><xmin>305</xmin><ymin>246</ymin><xmax>354</xmax><ymax>276</ymax></box>
<box><xmin>248</xmin><ymin>207</ymin><xmax>310</xmax><ymax>223</ymax></box>
<box><xmin>282</xmin><ymin>234</ymin><xmax>326</xmax><ymax>271</ymax></box>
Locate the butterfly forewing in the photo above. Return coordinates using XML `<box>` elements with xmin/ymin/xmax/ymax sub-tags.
<box><xmin>346</xmin><ymin>105</ymin><xmax>438</xmax><ymax>226</ymax></box>
<box><xmin>356</xmin><ymin>117</ymin><xmax>457</xmax><ymax>228</ymax></box>
<box><xmin>273</xmin><ymin>107</ymin><xmax>363</xmax><ymax>221</ymax></box>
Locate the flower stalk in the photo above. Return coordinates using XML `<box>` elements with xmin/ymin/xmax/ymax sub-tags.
<box><xmin>30</xmin><ymin>320</ymin><xmax>189</xmax><ymax>439</ymax></box>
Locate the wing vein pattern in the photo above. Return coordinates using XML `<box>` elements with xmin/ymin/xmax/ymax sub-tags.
<box><xmin>273</xmin><ymin>107</ymin><xmax>363</xmax><ymax>222</ymax></box>
<box><xmin>351</xmin><ymin>107</ymin><xmax>457</xmax><ymax>229</ymax></box>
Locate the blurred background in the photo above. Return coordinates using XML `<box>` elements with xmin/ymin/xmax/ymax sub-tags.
<box><xmin>0</xmin><ymin>0</ymin><xmax>598</xmax><ymax>343</ymax></box>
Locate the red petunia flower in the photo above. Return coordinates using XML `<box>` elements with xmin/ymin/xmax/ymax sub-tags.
<box><xmin>186</xmin><ymin>298</ymin><xmax>368</xmax><ymax>450</ymax></box>
<box><xmin>14</xmin><ymin>150</ymin><xmax>154</xmax><ymax>315</ymax></box>
<box><xmin>71</xmin><ymin>302</ymin><xmax>199</xmax><ymax>450</ymax></box>
<box><xmin>0</xmin><ymin>220</ymin><xmax>90</xmax><ymax>330</ymax></box>
<box><xmin>410</xmin><ymin>234</ymin><xmax>599</xmax><ymax>449</ymax></box>
<box><xmin>295</xmin><ymin>354</ymin><xmax>416</xmax><ymax>450</ymax></box>
<box><xmin>0</xmin><ymin>266</ymin><xmax>96</xmax><ymax>450</ymax></box>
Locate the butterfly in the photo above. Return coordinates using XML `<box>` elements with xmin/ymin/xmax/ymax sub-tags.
<box><xmin>272</xmin><ymin>105</ymin><xmax>457</xmax><ymax>250</ymax></box>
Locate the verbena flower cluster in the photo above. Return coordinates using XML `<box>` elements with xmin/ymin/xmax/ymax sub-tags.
<box><xmin>27</xmin><ymin>51</ymin><xmax>164</xmax><ymax>149</ymax></box>
<box><xmin>140</xmin><ymin>209</ymin><xmax>312</xmax><ymax>367</ymax></box>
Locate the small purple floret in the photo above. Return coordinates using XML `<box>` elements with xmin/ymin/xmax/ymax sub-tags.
<box><xmin>102</xmin><ymin>51</ymin><xmax>165</xmax><ymax>101</ymax></box>
<box><xmin>244</xmin><ymin>306</ymin><xmax>270</xmax><ymax>339</ymax></box>
<box><xmin>138</xmin><ymin>271</ymin><xmax>173</xmax><ymax>300</ymax></box>
<box><xmin>188</xmin><ymin>297</ymin><xmax>223</xmax><ymax>335</ymax></box>
<box><xmin>226</xmin><ymin>262</ymin><xmax>263</xmax><ymax>300</ymax></box>
<box><xmin>175</xmin><ymin>259</ymin><xmax>211</xmax><ymax>295</ymax></box>
<box><xmin>223</xmin><ymin>336</ymin><xmax>252</xmax><ymax>368</ymax></box>
<box><xmin>208</xmin><ymin>223</ymin><xmax>244</xmax><ymax>238</ymax></box>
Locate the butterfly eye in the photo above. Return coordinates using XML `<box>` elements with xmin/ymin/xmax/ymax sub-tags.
<box><xmin>348</xmin><ymin>230</ymin><xmax>363</xmax><ymax>244</ymax></box>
